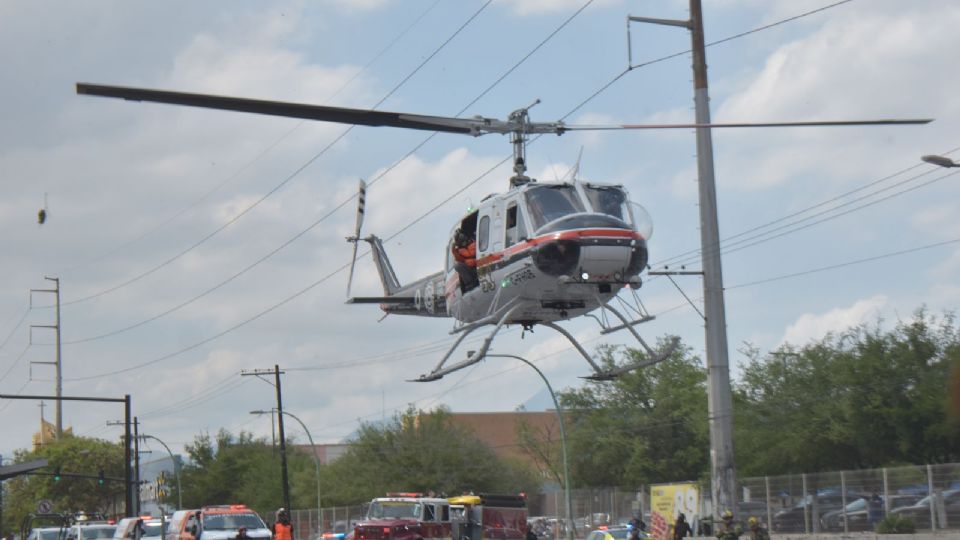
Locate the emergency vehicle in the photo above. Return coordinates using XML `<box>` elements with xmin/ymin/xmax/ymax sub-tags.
<box><xmin>168</xmin><ymin>505</ymin><xmax>271</xmax><ymax>540</ymax></box>
<box><xmin>352</xmin><ymin>493</ymin><xmax>527</xmax><ymax>540</ymax></box>
<box><xmin>449</xmin><ymin>494</ymin><xmax>526</xmax><ymax>540</ymax></box>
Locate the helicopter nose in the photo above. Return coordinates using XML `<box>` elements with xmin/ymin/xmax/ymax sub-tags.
<box><xmin>578</xmin><ymin>241</ymin><xmax>647</xmax><ymax>279</ymax></box>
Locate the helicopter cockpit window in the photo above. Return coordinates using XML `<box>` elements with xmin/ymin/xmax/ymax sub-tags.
<box><xmin>524</xmin><ymin>185</ymin><xmax>586</xmax><ymax>232</ymax></box>
<box><xmin>583</xmin><ymin>185</ymin><xmax>631</xmax><ymax>224</ymax></box>
<box><xmin>505</xmin><ymin>202</ymin><xmax>527</xmax><ymax>247</ymax></box>
<box><xmin>478</xmin><ymin>215</ymin><xmax>490</xmax><ymax>252</ymax></box>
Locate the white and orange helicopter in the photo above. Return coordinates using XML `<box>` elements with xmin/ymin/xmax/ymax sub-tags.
<box><xmin>75</xmin><ymin>83</ymin><xmax>930</xmax><ymax>381</ymax></box>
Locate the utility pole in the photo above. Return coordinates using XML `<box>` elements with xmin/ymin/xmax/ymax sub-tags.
<box><xmin>241</xmin><ymin>365</ymin><xmax>290</xmax><ymax>511</ymax></box>
<box><xmin>628</xmin><ymin>0</ymin><xmax>737</xmax><ymax>518</ymax></box>
<box><xmin>0</xmin><ymin>392</ymin><xmax>134</xmax><ymax>517</ymax></box>
<box><xmin>112</xmin><ymin>418</ymin><xmax>142</xmax><ymax>514</ymax></box>
<box><xmin>30</xmin><ymin>277</ymin><xmax>63</xmax><ymax>438</ymax></box>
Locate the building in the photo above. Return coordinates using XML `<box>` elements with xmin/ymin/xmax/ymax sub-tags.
<box><xmin>294</xmin><ymin>411</ymin><xmax>562</xmax><ymax>473</ymax></box>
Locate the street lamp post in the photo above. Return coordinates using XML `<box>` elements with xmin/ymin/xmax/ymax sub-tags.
<box><xmin>138</xmin><ymin>433</ymin><xmax>182</xmax><ymax>510</ymax></box>
<box><xmin>252</xmin><ymin>410</ymin><xmax>322</xmax><ymax>528</ymax></box>
<box><xmin>485</xmin><ymin>354</ymin><xmax>573</xmax><ymax>540</ymax></box>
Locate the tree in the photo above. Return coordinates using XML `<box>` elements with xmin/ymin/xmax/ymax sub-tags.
<box><xmin>319</xmin><ymin>406</ymin><xmax>541</xmax><ymax>505</ymax></box>
<box><xmin>734</xmin><ymin>309</ymin><xmax>960</xmax><ymax>476</ymax></box>
<box><xmin>3</xmin><ymin>435</ymin><xmax>124</xmax><ymax>537</ymax></box>
<box><xmin>557</xmin><ymin>339</ymin><xmax>710</xmax><ymax>488</ymax></box>
<box><xmin>178</xmin><ymin>429</ymin><xmax>314</xmax><ymax>517</ymax></box>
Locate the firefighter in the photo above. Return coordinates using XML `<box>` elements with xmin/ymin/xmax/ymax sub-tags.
<box><xmin>715</xmin><ymin>511</ymin><xmax>741</xmax><ymax>540</ymax></box>
<box><xmin>452</xmin><ymin>228</ymin><xmax>478</xmax><ymax>292</ymax></box>
<box><xmin>273</xmin><ymin>508</ymin><xmax>293</xmax><ymax>540</ymax></box>
<box><xmin>746</xmin><ymin>517</ymin><xmax>768</xmax><ymax>540</ymax></box>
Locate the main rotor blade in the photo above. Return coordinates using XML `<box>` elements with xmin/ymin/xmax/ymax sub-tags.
<box><xmin>76</xmin><ymin>83</ymin><xmax>487</xmax><ymax>135</ymax></box>
<box><xmin>561</xmin><ymin>119</ymin><xmax>932</xmax><ymax>131</ymax></box>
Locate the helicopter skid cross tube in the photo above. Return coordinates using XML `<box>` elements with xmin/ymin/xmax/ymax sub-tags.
<box><xmin>412</xmin><ymin>303</ymin><xmax>526</xmax><ymax>382</ymax></box>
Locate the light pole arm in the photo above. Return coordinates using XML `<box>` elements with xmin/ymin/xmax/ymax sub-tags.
<box><xmin>139</xmin><ymin>434</ymin><xmax>182</xmax><ymax>510</ymax></box>
<box><xmin>281</xmin><ymin>411</ymin><xmax>323</xmax><ymax>531</ymax></box>
<box><xmin>487</xmin><ymin>354</ymin><xmax>574</xmax><ymax>540</ymax></box>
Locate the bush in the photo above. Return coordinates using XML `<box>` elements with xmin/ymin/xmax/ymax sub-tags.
<box><xmin>875</xmin><ymin>515</ymin><xmax>916</xmax><ymax>534</ymax></box>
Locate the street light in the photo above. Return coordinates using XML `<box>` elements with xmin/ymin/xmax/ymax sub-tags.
<box><xmin>138</xmin><ymin>433</ymin><xmax>182</xmax><ymax>510</ymax></box>
<box><xmin>484</xmin><ymin>354</ymin><xmax>573</xmax><ymax>540</ymax></box>
<box><xmin>251</xmin><ymin>409</ymin><xmax>322</xmax><ymax>527</ymax></box>
<box><xmin>922</xmin><ymin>154</ymin><xmax>960</xmax><ymax>168</ymax></box>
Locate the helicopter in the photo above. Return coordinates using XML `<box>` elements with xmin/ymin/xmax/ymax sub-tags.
<box><xmin>74</xmin><ymin>82</ymin><xmax>931</xmax><ymax>381</ymax></box>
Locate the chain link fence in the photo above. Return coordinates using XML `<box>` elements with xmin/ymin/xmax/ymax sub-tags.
<box><xmin>287</xmin><ymin>463</ymin><xmax>960</xmax><ymax>539</ymax></box>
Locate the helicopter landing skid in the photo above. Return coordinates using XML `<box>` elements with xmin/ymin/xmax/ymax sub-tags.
<box><xmin>410</xmin><ymin>303</ymin><xmax>526</xmax><ymax>382</ymax></box>
<box><xmin>411</xmin><ymin>299</ymin><xmax>679</xmax><ymax>382</ymax></box>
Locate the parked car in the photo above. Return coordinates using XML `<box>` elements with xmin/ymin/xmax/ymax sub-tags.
<box><xmin>114</xmin><ymin>518</ymin><xmax>167</xmax><ymax>540</ymax></box>
<box><xmin>820</xmin><ymin>495</ymin><xmax>922</xmax><ymax>531</ymax></box>
<box><xmin>26</xmin><ymin>527</ymin><xmax>67</xmax><ymax>540</ymax></box>
<box><xmin>772</xmin><ymin>492</ymin><xmax>858</xmax><ymax>533</ymax></box>
<box><xmin>66</xmin><ymin>524</ymin><xmax>116</xmax><ymax>540</ymax></box>
<box><xmin>890</xmin><ymin>489</ymin><xmax>960</xmax><ymax>529</ymax></box>
<box><xmin>585</xmin><ymin>527</ymin><xmax>633</xmax><ymax>540</ymax></box>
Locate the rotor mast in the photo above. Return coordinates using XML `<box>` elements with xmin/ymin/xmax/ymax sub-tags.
<box><xmin>508</xmin><ymin>99</ymin><xmax>541</xmax><ymax>187</ymax></box>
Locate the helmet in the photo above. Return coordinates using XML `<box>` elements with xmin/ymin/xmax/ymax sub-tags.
<box><xmin>747</xmin><ymin>517</ymin><xmax>758</xmax><ymax>527</ymax></box>
<box><xmin>721</xmin><ymin>510</ymin><xmax>734</xmax><ymax>520</ymax></box>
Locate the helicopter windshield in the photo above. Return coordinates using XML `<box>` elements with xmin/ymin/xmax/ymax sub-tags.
<box><xmin>524</xmin><ymin>185</ymin><xmax>586</xmax><ymax>232</ymax></box>
<box><xmin>583</xmin><ymin>185</ymin><xmax>632</xmax><ymax>225</ymax></box>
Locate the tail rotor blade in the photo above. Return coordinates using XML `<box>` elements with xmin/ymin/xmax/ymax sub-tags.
<box><xmin>346</xmin><ymin>179</ymin><xmax>367</xmax><ymax>297</ymax></box>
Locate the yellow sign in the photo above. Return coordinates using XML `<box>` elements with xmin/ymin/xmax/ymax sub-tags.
<box><xmin>649</xmin><ymin>483</ymin><xmax>699</xmax><ymax>540</ymax></box>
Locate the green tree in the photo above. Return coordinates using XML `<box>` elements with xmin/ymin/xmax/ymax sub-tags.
<box><xmin>3</xmin><ymin>435</ymin><xmax>125</xmax><ymax>537</ymax></box>
<box><xmin>734</xmin><ymin>309</ymin><xmax>960</xmax><ymax>476</ymax></box>
<box><xmin>557</xmin><ymin>339</ymin><xmax>710</xmax><ymax>488</ymax></box>
<box><xmin>178</xmin><ymin>429</ymin><xmax>314</xmax><ymax>517</ymax></box>
<box><xmin>319</xmin><ymin>406</ymin><xmax>541</xmax><ymax>505</ymax></box>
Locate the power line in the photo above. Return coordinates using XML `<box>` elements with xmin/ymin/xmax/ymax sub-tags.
<box><xmin>727</xmin><ymin>236</ymin><xmax>960</xmax><ymax>290</ymax></box>
<box><xmin>61</xmin><ymin>0</ymin><xmax>856</xmax><ymax>377</ymax></box>
<box><xmin>663</xmin><ymin>164</ymin><xmax>959</xmax><ymax>270</ymax></box>
<box><xmin>55</xmin><ymin>1</ymin><xmax>493</xmax><ymax>308</ymax></box>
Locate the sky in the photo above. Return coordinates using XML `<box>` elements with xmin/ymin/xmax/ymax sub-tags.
<box><xmin>1</xmin><ymin>0</ymin><xmax>959</xmax><ymax>461</ymax></box>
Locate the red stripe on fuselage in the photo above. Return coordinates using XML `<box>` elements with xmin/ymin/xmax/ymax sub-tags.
<box><xmin>475</xmin><ymin>228</ymin><xmax>643</xmax><ymax>268</ymax></box>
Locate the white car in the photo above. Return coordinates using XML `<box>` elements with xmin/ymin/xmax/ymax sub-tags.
<box><xmin>67</xmin><ymin>524</ymin><xmax>117</xmax><ymax>540</ymax></box>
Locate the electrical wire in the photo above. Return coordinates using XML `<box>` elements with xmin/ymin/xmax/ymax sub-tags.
<box><xmin>727</xmin><ymin>236</ymin><xmax>960</xmax><ymax>290</ymax></box>
<box><xmin>0</xmin><ymin>344</ymin><xmax>32</xmax><ymax>385</ymax></box>
<box><xmin>56</xmin><ymin>0</ymin><xmax>583</xmax><ymax>344</ymax></box>
<box><xmin>660</xmin><ymin>164</ymin><xmax>960</xmax><ymax>270</ymax></box>
<box><xmin>54</xmin><ymin>3</ymin><xmax>443</xmax><ymax>280</ymax></box>
<box><xmin>61</xmin><ymin>0</ymin><xmax>859</xmax><ymax>379</ymax></box>
<box><xmin>55</xmin><ymin>1</ymin><xmax>493</xmax><ymax>308</ymax></box>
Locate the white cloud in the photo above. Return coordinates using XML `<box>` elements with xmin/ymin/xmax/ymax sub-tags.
<box><xmin>781</xmin><ymin>295</ymin><xmax>888</xmax><ymax>346</ymax></box>
<box><xmin>495</xmin><ymin>0</ymin><xmax>620</xmax><ymax>16</ymax></box>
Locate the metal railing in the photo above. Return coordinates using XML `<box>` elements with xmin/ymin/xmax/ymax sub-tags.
<box><xmin>286</xmin><ymin>462</ymin><xmax>960</xmax><ymax>539</ymax></box>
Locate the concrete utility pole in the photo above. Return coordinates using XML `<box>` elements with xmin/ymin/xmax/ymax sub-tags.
<box><xmin>242</xmin><ymin>365</ymin><xmax>290</xmax><ymax>512</ymax></box>
<box><xmin>628</xmin><ymin>0</ymin><xmax>737</xmax><ymax>518</ymax></box>
<box><xmin>30</xmin><ymin>277</ymin><xmax>63</xmax><ymax>438</ymax></box>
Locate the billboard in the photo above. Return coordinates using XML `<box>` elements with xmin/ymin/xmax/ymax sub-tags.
<box><xmin>649</xmin><ymin>483</ymin><xmax>699</xmax><ymax>540</ymax></box>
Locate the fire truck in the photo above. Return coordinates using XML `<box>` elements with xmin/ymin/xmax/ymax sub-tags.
<box><xmin>353</xmin><ymin>493</ymin><xmax>527</xmax><ymax>540</ymax></box>
<box><xmin>449</xmin><ymin>494</ymin><xmax>527</xmax><ymax>540</ymax></box>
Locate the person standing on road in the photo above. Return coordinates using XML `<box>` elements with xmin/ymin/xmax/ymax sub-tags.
<box><xmin>234</xmin><ymin>527</ymin><xmax>252</xmax><ymax>540</ymax></box>
<box><xmin>715</xmin><ymin>511</ymin><xmax>741</xmax><ymax>540</ymax></box>
<box><xmin>673</xmin><ymin>514</ymin><xmax>692</xmax><ymax>540</ymax></box>
<box><xmin>273</xmin><ymin>508</ymin><xmax>294</xmax><ymax>540</ymax></box>
<box><xmin>746</xmin><ymin>518</ymin><xmax>768</xmax><ymax>540</ymax></box>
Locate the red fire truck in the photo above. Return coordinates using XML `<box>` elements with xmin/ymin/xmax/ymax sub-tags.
<box><xmin>353</xmin><ymin>493</ymin><xmax>527</xmax><ymax>540</ymax></box>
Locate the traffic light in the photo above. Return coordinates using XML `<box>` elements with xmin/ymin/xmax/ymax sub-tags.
<box><xmin>98</xmin><ymin>470</ymin><xmax>105</xmax><ymax>486</ymax></box>
<box><xmin>53</xmin><ymin>467</ymin><xmax>61</xmax><ymax>482</ymax></box>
